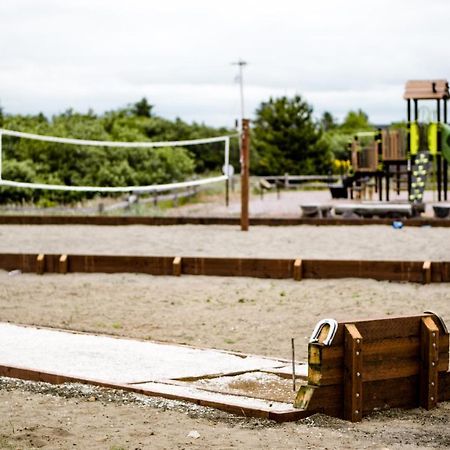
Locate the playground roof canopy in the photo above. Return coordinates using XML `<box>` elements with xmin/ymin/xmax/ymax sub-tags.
<box><xmin>404</xmin><ymin>79</ymin><xmax>449</xmax><ymax>100</ymax></box>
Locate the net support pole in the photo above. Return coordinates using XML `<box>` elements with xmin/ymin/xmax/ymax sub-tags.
<box><xmin>0</xmin><ymin>130</ymin><xmax>2</xmax><ymax>180</ymax></box>
<box><xmin>240</xmin><ymin>119</ymin><xmax>250</xmax><ymax>231</ymax></box>
<box><xmin>225</xmin><ymin>137</ymin><xmax>230</xmax><ymax>207</ymax></box>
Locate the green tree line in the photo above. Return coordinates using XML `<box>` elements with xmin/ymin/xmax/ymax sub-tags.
<box><xmin>0</xmin><ymin>99</ymin><xmax>237</xmax><ymax>205</ymax></box>
<box><xmin>0</xmin><ymin>97</ymin><xmax>373</xmax><ymax>205</ymax></box>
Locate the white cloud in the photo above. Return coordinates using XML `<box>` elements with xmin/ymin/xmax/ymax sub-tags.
<box><xmin>0</xmin><ymin>0</ymin><xmax>449</xmax><ymax>126</ymax></box>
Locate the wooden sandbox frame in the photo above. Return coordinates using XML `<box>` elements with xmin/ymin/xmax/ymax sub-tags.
<box><xmin>295</xmin><ymin>313</ymin><xmax>449</xmax><ymax>421</ymax></box>
<box><xmin>0</xmin><ymin>215</ymin><xmax>450</xmax><ymax>227</ymax></box>
<box><xmin>1</xmin><ymin>253</ymin><xmax>449</xmax><ymax>283</ymax></box>
<box><xmin>0</xmin><ymin>314</ymin><xmax>448</xmax><ymax>422</ymax></box>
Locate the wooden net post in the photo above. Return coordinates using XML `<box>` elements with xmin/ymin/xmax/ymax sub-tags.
<box><xmin>240</xmin><ymin>119</ymin><xmax>250</xmax><ymax>231</ymax></box>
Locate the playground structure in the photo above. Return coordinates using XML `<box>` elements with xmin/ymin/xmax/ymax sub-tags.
<box><xmin>0</xmin><ymin>313</ymin><xmax>448</xmax><ymax>422</ymax></box>
<box><xmin>340</xmin><ymin>80</ymin><xmax>450</xmax><ymax>204</ymax></box>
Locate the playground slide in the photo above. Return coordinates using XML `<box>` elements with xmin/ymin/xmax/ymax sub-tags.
<box><xmin>441</xmin><ymin>123</ymin><xmax>450</xmax><ymax>163</ymax></box>
<box><xmin>410</xmin><ymin>151</ymin><xmax>430</xmax><ymax>203</ymax></box>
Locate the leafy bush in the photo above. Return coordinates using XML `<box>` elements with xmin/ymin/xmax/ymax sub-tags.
<box><xmin>0</xmin><ymin>101</ymin><xmax>218</xmax><ymax>204</ymax></box>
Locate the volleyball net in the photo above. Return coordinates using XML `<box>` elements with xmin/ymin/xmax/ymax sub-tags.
<box><xmin>0</xmin><ymin>128</ymin><xmax>233</xmax><ymax>193</ymax></box>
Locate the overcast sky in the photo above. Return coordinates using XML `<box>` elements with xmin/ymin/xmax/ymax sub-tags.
<box><xmin>0</xmin><ymin>0</ymin><xmax>449</xmax><ymax>128</ymax></box>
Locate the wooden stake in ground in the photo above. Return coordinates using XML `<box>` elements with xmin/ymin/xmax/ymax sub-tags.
<box><xmin>241</xmin><ymin>118</ymin><xmax>250</xmax><ymax>231</ymax></box>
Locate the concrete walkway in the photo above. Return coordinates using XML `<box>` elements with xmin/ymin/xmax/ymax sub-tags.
<box><xmin>0</xmin><ymin>323</ymin><xmax>308</xmax><ymax>420</ymax></box>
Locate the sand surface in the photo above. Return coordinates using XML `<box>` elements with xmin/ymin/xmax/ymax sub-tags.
<box><xmin>1</xmin><ymin>270</ymin><xmax>450</xmax><ymax>448</ymax></box>
<box><xmin>1</xmin><ymin>223</ymin><xmax>450</xmax><ymax>261</ymax></box>
<box><xmin>1</xmin><ymin>193</ymin><xmax>450</xmax><ymax>448</ymax></box>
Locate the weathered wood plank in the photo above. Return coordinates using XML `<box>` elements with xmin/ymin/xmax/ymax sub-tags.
<box><xmin>423</xmin><ymin>261</ymin><xmax>431</xmax><ymax>284</ymax></box>
<box><xmin>1</xmin><ymin>214</ymin><xmax>450</xmax><ymax>227</ymax></box>
<box><xmin>173</xmin><ymin>256</ymin><xmax>182</xmax><ymax>276</ymax></box>
<box><xmin>293</xmin><ymin>259</ymin><xmax>302</xmax><ymax>281</ymax></box>
<box><xmin>420</xmin><ymin>317</ymin><xmax>440</xmax><ymax>409</ymax></box>
<box><xmin>439</xmin><ymin>371</ymin><xmax>450</xmax><ymax>401</ymax></box>
<box><xmin>68</xmin><ymin>255</ymin><xmax>174</xmax><ymax>275</ymax></box>
<box><xmin>59</xmin><ymin>254</ymin><xmax>68</xmax><ymax>274</ymax></box>
<box><xmin>344</xmin><ymin>324</ymin><xmax>363</xmax><ymax>421</ymax></box>
<box><xmin>182</xmin><ymin>257</ymin><xmax>293</xmax><ymax>279</ymax></box>
<box><xmin>36</xmin><ymin>254</ymin><xmax>45</xmax><ymax>275</ymax></box>
<box><xmin>0</xmin><ymin>253</ymin><xmax>449</xmax><ymax>283</ymax></box>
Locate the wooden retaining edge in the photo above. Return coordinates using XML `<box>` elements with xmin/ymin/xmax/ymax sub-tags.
<box><xmin>294</xmin><ymin>313</ymin><xmax>450</xmax><ymax>422</ymax></box>
<box><xmin>36</xmin><ymin>254</ymin><xmax>45</xmax><ymax>275</ymax></box>
<box><xmin>0</xmin><ymin>313</ymin><xmax>448</xmax><ymax>422</ymax></box>
<box><xmin>0</xmin><ymin>364</ymin><xmax>309</xmax><ymax>423</ymax></box>
<box><xmin>59</xmin><ymin>254</ymin><xmax>68</xmax><ymax>274</ymax></box>
<box><xmin>0</xmin><ymin>215</ymin><xmax>450</xmax><ymax>227</ymax></box>
<box><xmin>423</xmin><ymin>261</ymin><xmax>432</xmax><ymax>284</ymax></box>
<box><xmin>293</xmin><ymin>259</ymin><xmax>302</xmax><ymax>281</ymax></box>
<box><xmin>173</xmin><ymin>257</ymin><xmax>182</xmax><ymax>277</ymax></box>
<box><xmin>0</xmin><ymin>253</ymin><xmax>449</xmax><ymax>283</ymax></box>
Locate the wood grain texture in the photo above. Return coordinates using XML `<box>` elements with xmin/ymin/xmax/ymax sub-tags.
<box><xmin>1</xmin><ymin>253</ymin><xmax>449</xmax><ymax>282</ymax></box>
<box><xmin>344</xmin><ymin>324</ymin><xmax>363</xmax><ymax>421</ymax></box>
<box><xmin>1</xmin><ymin>215</ymin><xmax>450</xmax><ymax>227</ymax></box>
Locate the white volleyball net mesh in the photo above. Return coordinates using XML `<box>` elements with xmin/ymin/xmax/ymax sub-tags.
<box><xmin>0</xmin><ymin>128</ymin><xmax>231</xmax><ymax>194</ymax></box>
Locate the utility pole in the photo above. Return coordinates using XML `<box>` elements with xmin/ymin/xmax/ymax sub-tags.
<box><xmin>232</xmin><ymin>60</ymin><xmax>249</xmax><ymax>231</ymax></box>
<box><xmin>232</xmin><ymin>60</ymin><xmax>247</xmax><ymax>127</ymax></box>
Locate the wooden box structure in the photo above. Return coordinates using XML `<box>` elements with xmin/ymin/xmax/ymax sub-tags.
<box><xmin>404</xmin><ymin>80</ymin><xmax>449</xmax><ymax>100</ymax></box>
<box><xmin>0</xmin><ymin>314</ymin><xmax>448</xmax><ymax>422</ymax></box>
<box><xmin>381</xmin><ymin>129</ymin><xmax>407</xmax><ymax>161</ymax></box>
<box><xmin>350</xmin><ymin>138</ymin><xmax>378</xmax><ymax>172</ymax></box>
<box><xmin>294</xmin><ymin>313</ymin><xmax>449</xmax><ymax>422</ymax></box>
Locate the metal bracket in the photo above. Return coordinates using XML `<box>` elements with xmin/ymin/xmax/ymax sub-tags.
<box><xmin>309</xmin><ymin>318</ymin><xmax>338</xmax><ymax>346</ymax></box>
<box><xmin>424</xmin><ymin>310</ymin><xmax>449</xmax><ymax>335</ymax></box>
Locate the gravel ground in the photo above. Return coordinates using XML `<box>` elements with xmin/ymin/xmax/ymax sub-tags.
<box><xmin>1</xmin><ymin>190</ymin><xmax>449</xmax><ymax>449</ymax></box>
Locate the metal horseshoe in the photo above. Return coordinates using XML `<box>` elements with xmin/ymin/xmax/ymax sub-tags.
<box><xmin>309</xmin><ymin>318</ymin><xmax>338</xmax><ymax>346</ymax></box>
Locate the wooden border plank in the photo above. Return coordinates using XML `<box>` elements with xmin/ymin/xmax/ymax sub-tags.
<box><xmin>59</xmin><ymin>254</ymin><xmax>68</xmax><ymax>274</ymax></box>
<box><xmin>0</xmin><ymin>253</ymin><xmax>448</xmax><ymax>283</ymax></box>
<box><xmin>36</xmin><ymin>254</ymin><xmax>45</xmax><ymax>275</ymax></box>
<box><xmin>1</xmin><ymin>215</ymin><xmax>450</xmax><ymax>227</ymax></box>
<box><xmin>293</xmin><ymin>259</ymin><xmax>302</xmax><ymax>281</ymax></box>
<box><xmin>420</xmin><ymin>317</ymin><xmax>439</xmax><ymax>409</ymax></box>
<box><xmin>0</xmin><ymin>363</ymin><xmax>308</xmax><ymax>422</ymax></box>
<box><xmin>173</xmin><ymin>256</ymin><xmax>182</xmax><ymax>276</ymax></box>
<box><xmin>423</xmin><ymin>261</ymin><xmax>431</xmax><ymax>284</ymax></box>
<box><xmin>344</xmin><ymin>324</ymin><xmax>363</xmax><ymax>422</ymax></box>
